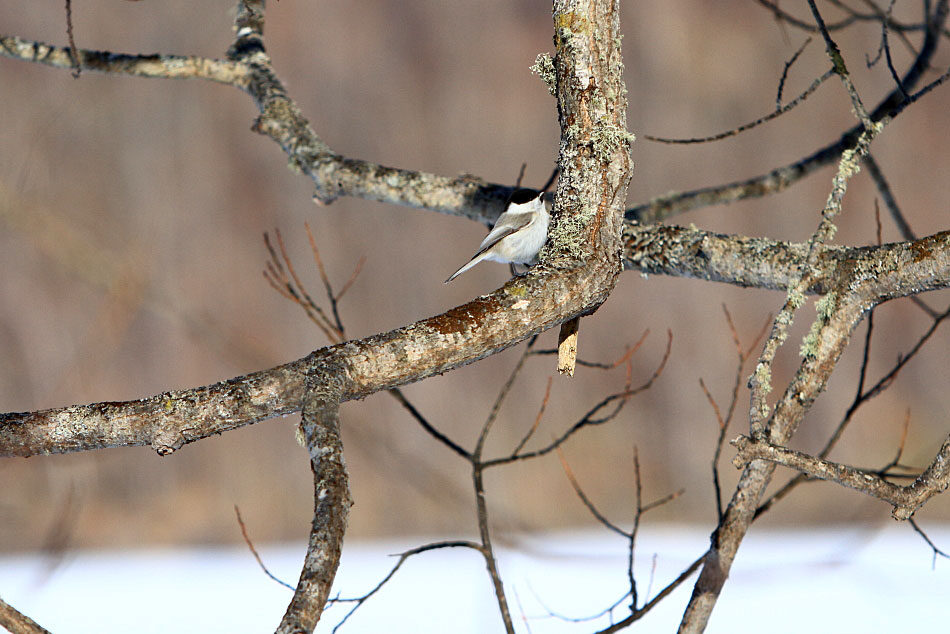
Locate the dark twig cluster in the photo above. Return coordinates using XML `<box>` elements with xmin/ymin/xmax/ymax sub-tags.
<box><xmin>339</xmin><ymin>333</ymin><xmax>671</xmax><ymax>633</ymax></box>
<box><xmin>259</xmin><ymin>228</ymin><xmax>674</xmax><ymax>632</ymax></box>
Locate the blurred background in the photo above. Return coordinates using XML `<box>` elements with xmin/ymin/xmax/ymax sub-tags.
<box><xmin>1</xmin><ymin>0</ymin><xmax>949</xmax><ymax>559</ymax></box>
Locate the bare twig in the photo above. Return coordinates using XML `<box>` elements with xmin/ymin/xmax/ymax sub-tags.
<box><xmin>388</xmin><ymin>387</ymin><xmax>470</xmax><ymax>459</ymax></box>
<box><xmin>645</xmin><ymin>69</ymin><xmax>833</xmax><ymax>144</ymax></box>
<box><xmin>469</xmin><ymin>340</ymin><xmax>542</xmax><ymax>634</ymax></box>
<box><xmin>329</xmin><ymin>541</ymin><xmax>484</xmax><ymax>632</ymax></box>
<box><xmin>263</xmin><ymin>229</ymin><xmax>341</xmax><ymax>343</ymax></box>
<box><xmin>704</xmin><ymin>308</ymin><xmax>771</xmax><ymax>520</ymax></box>
<box><xmin>863</xmin><ymin>153</ymin><xmax>916</xmax><ymax>241</ymax></box>
<box><xmin>909</xmin><ymin>519</ymin><xmax>950</xmax><ymax>568</ymax></box>
<box><xmin>594</xmin><ymin>556</ymin><xmax>704</xmax><ymax>634</ymax></box>
<box><xmin>510</xmin><ymin>376</ymin><xmax>553</xmax><ymax>456</ymax></box>
<box><xmin>808</xmin><ymin>0</ymin><xmax>873</xmax><ymax>127</ymax></box>
<box><xmin>64</xmin><ymin>0</ymin><xmax>80</xmax><ymax>77</ymax></box>
<box><xmin>556</xmin><ymin>447</ymin><xmax>628</xmax><ymax>538</ymax></box>
<box><xmin>777</xmin><ymin>37</ymin><xmax>813</xmax><ymax>107</ymax></box>
<box><xmin>485</xmin><ymin>331</ymin><xmax>672</xmax><ymax>468</ymax></box>
<box><xmin>630</xmin><ymin>0</ymin><xmax>949</xmax><ymax>224</ymax></box>
<box><xmin>235</xmin><ymin>505</ymin><xmax>295</xmax><ymax>591</ymax></box>
<box><xmin>877</xmin><ymin>0</ymin><xmax>910</xmax><ymax>99</ymax></box>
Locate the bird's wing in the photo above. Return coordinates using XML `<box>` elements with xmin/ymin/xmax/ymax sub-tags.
<box><xmin>445</xmin><ymin>213</ymin><xmax>535</xmax><ymax>283</ymax></box>
<box><xmin>476</xmin><ymin>212</ymin><xmax>535</xmax><ymax>255</ymax></box>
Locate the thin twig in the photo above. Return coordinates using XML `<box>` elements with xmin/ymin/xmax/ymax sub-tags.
<box><xmin>485</xmin><ymin>331</ymin><xmax>672</xmax><ymax>468</ymax></box>
<box><xmin>329</xmin><ymin>541</ymin><xmax>484</xmax><ymax>632</ymax></box>
<box><xmin>645</xmin><ymin>69</ymin><xmax>833</xmax><ymax>144</ymax></box>
<box><xmin>863</xmin><ymin>154</ymin><xmax>916</xmax><ymax>241</ymax></box>
<box><xmin>777</xmin><ymin>37</ymin><xmax>813</xmax><ymax>107</ymax></box>
<box><xmin>909</xmin><ymin>518</ymin><xmax>950</xmax><ymax>568</ymax></box>
<box><xmin>388</xmin><ymin>387</ymin><xmax>470</xmax><ymax>459</ymax></box>
<box><xmin>64</xmin><ymin>0</ymin><xmax>81</xmax><ymax>78</ymax></box>
<box><xmin>235</xmin><ymin>505</ymin><xmax>295</xmax><ymax>591</ymax></box>
<box><xmin>556</xmin><ymin>447</ymin><xmax>629</xmax><ymax>538</ymax></box>
<box><xmin>511</xmin><ymin>376</ymin><xmax>553</xmax><ymax>456</ymax></box>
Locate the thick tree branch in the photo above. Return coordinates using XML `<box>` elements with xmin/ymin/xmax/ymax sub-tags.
<box><xmin>680</xmin><ymin>39</ymin><xmax>892</xmax><ymax>623</ymax></box>
<box><xmin>624</xmin><ymin>225</ymin><xmax>950</xmax><ymax>294</ymax></box>
<box><xmin>276</xmin><ymin>369</ymin><xmax>350</xmax><ymax>633</ymax></box>
<box><xmin>0</xmin><ymin>0</ymin><xmax>634</xmax><ymax>461</ymax></box>
<box><xmin>5</xmin><ymin>226</ymin><xmax>950</xmax><ymax>458</ymax></box>
<box><xmin>4</xmin><ymin>7</ymin><xmax>949</xmax><ymax>304</ymax></box>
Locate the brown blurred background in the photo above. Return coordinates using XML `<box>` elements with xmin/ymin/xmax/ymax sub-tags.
<box><xmin>1</xmin><ymin>1</ymin><xmax>949</xmax><ymax>554</ymax></box>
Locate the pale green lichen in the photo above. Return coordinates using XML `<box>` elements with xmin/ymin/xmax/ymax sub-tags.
<box><xmin>786</xmin><ymin>287</ymin><xmax>806</xmax><ymax>310</ymax></box>
<box><xmin>799</xmin><ymin>328</ymin><xmax>820</xmax><ymax>359</ymax></box>
<box><xmin>816</xmin><ymin>290</ymin><xmax>838</xmax><ymax>319</ymax></box>
<box><xmin>530</xmin><ymin>53</ymin><xmax>556</xmax><ymax>96</ymax></box>
<box><xmin>505</xmin><ymin>283</ymin><xmax>528</xmax><ymax>298</ymax></box>
<box><xmin>591</xmin><ymin>120</ymin><xmax>634</xmax><ymax>163</ymax></box>
<box><xmin>799</xmin><ymin>291</ymin><xmax>838</xmax><ymax>359</ymax></box>
<box><xmin>753</xmin><ymin>362</ymin><xmax>772</xmax><ymax>395</ymax></box>
<box><xmin>546</xmin><ymin>209</ymin><xmax>592</xmax><ymax>261</ymax></box>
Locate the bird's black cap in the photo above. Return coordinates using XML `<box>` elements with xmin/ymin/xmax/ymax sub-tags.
<box><xmin>508</xmin><ymin>188</ymin><xmax>542</xmax><ymax>205</ymax></box>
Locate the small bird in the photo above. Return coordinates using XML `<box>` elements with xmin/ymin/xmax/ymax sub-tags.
<box><xmin>445</xmin><ymin>188</ymin><xmax>550</xmax><ymax>283</ymax></box>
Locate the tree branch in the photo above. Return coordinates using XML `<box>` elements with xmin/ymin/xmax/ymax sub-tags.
<box><xmin>732</xmin><ymin>433</ymin><xmax>950</xmax><ymax>520</ymax></box>
<box><xmin>0</xmin><ymin>597</ymin><xmax>50</xmax><ymax>634</ymax></box>
<box><xmin>276</xmin><ymin>367</ymin><xmax>350</xmax><ymax>633</ymax></box>
<box><xmin>628</xmin><ymin>0</ymin><xmax>948</xmax><ymax>223</ymax></box>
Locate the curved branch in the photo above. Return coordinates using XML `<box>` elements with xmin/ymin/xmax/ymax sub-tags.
<box><xmin>276</xmin><ymin>370</ymin><xmax>349</xmax><ymax>633</ymax></box>
<box><xmin>1</xmin><ymin>0</ymin><xmax>634</xmax><ymax>466</ymax></box>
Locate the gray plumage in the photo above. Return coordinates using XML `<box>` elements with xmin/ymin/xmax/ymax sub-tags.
<box><xmin>445</xmin><ymin>189</ymin><xmax>550</xmax><ymax>283</ymax></box>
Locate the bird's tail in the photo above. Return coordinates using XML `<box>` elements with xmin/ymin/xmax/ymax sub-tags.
<box><xmin>444</xmin><ymin>251</ymin><xmax>489</xmax><ymax>283</ymax></box>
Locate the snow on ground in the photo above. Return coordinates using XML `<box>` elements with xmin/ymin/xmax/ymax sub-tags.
<box><xmin>1</xmin><ymin>524</ymin><xmax>947</xmax><ymax>633</ymax></box>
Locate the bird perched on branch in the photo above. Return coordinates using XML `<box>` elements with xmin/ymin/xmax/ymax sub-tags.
<box><xmin>445</xmin><ymin>188</ymin><xmax>550</xmax><ymax>283</ymax></box>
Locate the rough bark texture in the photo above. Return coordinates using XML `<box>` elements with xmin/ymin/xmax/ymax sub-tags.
<box><xmin>0</xmin><ymin>0</ymin><xmax>633</xmax><ymax>462</ymax></box>
<box><xmin>4</xmin><ymin>1</ymin><xmax>950</xmax><ymax>633</ymax></box>
<box><xmin>0</xmin><ymin>597</ymin><xmax>51</xmax><ymax>634</ymax></box>
<box><xmin>275</xmin><ymin>367</ymin><xmax>349</xmax><ymax>633</ymax></box>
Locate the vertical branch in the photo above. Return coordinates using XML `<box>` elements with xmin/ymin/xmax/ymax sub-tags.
<box><xmin>470</xmin><ymin>342</ymin><xmax>537</xmax><ymax>634</ymax></box>
<box><xmin>679</xmin><ymin>7</ymin><xmax>892</xmax><ymax>618</ymax></box>
<box><xmin>276</xmin><ymin>366</ymin><xmax>351</xmax><ymax>634</ymax></box>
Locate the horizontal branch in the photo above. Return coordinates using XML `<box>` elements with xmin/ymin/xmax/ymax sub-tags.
<box><xmin>0</xmin><ymin>263</ymin><xmax>611</xmax><ymax>457</ymax></box>
<box><xmin>0</xmin><ymin>34</ymin><xmax>249</xmax><ymax>85</ymax></box>
<box><xmin>624</xmin><ymin>225</ymin><xmax>950</xmax><ymax>297</ymax></box>
<box><xmin>5</xmin><ymin>27</ymin><xmax>950</xmax><ymax>302</ymax></box>
<box><xmin>0</xmin><ymin>30</ymin><xmax>516</xmax><ymax>227</ymax></box>
<box><xmin>732</xmin><ymin>434</ymin><xmax>950</xmax><ymax>520</ymax></box>
<box><xmin>3</xmin><ymin>226</ymin><xmax>948</xmax><ymax>458</ymax></box>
